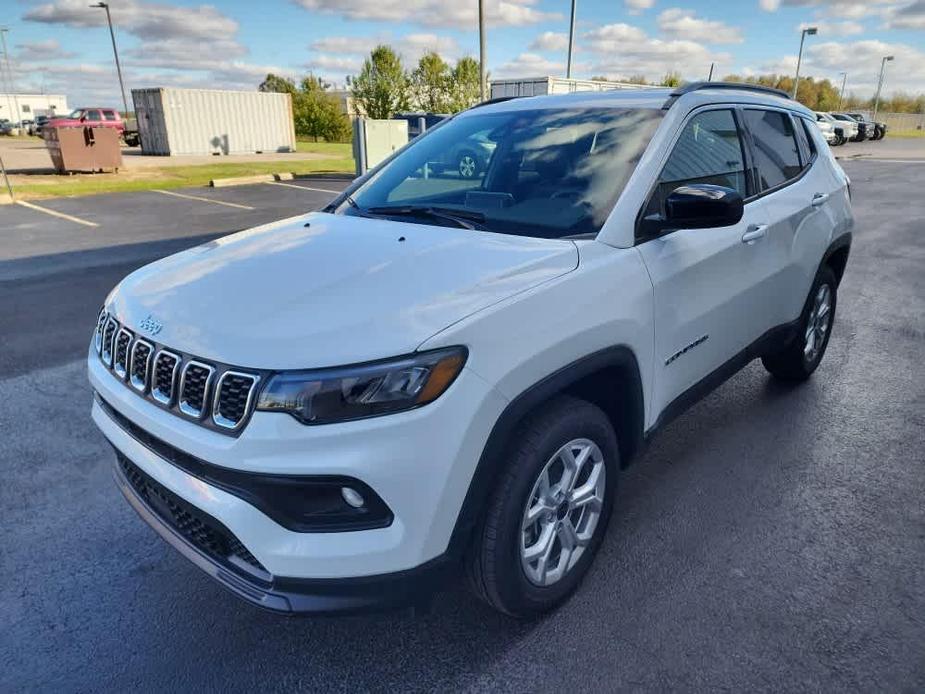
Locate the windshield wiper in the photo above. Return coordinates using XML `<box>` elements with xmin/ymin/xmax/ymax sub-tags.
<box><xmin>365</xmin><ymin>205</ymin><xmax>486</xmax><ymax>230</ymax></box>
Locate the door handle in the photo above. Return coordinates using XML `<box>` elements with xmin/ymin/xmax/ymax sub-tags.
<box><xmin>811</xmin><ymin>193</ymin><xmax>830</xmax><ymax>207</ymax></box>
<box><xmin>741</xmin><ymin>224</ymin><xmax>768</xmax><ymax>244</ymax></box>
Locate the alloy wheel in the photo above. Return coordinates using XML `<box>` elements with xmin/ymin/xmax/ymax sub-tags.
<box><xmin>458</xmin><ymin>154</ymin><xmax>477</xmax><ymax>178</ymax></box>
<box><xmin>804</xmin><ymin>283</ymin><xmax>832</xmax><ymax>363</ymax></box>
<box><xmin>520</xmin><ymin>438</ymin><xmax>606</xmax><ymax>587</ymax></box>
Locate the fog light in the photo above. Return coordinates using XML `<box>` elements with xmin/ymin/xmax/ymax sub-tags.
<box><xmin>341</xmin><ymin>486</ymin><xmax>365</xmax><ymax>509</ymax></box>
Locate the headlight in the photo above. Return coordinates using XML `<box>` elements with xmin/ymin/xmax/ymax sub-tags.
<box><xmin>255</xmin><ymin>347</ymin><xmax>467</xmax><ymax>424</ymax></box>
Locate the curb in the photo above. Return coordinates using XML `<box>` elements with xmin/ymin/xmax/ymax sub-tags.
<box><xmin>210</xmin><ymin>172</ymin><xmax>295</xmax><ymax>188</ymax></box>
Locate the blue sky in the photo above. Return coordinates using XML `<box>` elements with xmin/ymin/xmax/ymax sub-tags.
<box><xmin>4</xmin><ymin>0</ymin><xmax>924</xmax><ymax>106</ymax></box>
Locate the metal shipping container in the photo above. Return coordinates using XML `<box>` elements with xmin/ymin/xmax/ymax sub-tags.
<box><xmin>132</xmin><ymin>88</ymin><xmax>296</xmax><ymax>156</ymax></box>
<box><xmin>489</xmin><ymin>77</ymin><xmax>654</xmax><ymax>99</ymax></box>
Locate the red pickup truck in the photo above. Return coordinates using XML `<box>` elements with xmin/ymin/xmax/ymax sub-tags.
<box><xmin>43</xmin><ymin>107</ymin><xmax>142</xmax><ymax>147</ymax></box>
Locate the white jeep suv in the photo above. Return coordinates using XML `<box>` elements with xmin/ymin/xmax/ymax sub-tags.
<box><xmin>89</xmin><ymin>83</ymin><xmax>852</xmax><ymax>617</ymax></box>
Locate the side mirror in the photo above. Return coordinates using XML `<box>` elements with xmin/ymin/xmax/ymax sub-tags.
<box><xmin>663</xmin><ymin>184</ymin><xmax>744</xmax><ymax>230</ymax></box>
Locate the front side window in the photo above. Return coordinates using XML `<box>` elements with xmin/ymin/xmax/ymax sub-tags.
<box><xmin>103</xmin><ymin>110</ymin><xmax>117</xmax><ymax>121</ymax></box>
<box><xmin>743</xmin><ymin>109</ymin><xmax>801</xmax><ymax>190</ymax></box>
<box><xmin>86</xmin><ymin>110</ymin><xmax>103</xmax><ymax>121</ymax></box>
<box><xmin>645</xmin><ymin>108</ymin><xmax>747</xmax><ymax>217</ymax></box>
<box><xmin>343</xmin><ymin>107</ymin><xmax>664</xmax><ymax>239</ymax></box>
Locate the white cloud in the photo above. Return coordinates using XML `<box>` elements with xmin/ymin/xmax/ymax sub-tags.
<box><xmin>293</xmin><ymin>0</ymin><xmax>561</xmax><ymax>27</ymax></box>
<box><xmin>760</xmin><ymin>0</ymin><xmax>782</xmax><ymax>9</ymax></box>
<box><xmin>529</xmin><ymin>31</ymin><xmax>570</xmax><ymax>52</ymax></box>
<box><xmin>883</xmin><ymin>0</ymin><xmax>925</xmax><ymax>29</ymax></box>
<box><xmin>583</xmin><ymin>23</ymin><xmax>731</xmax><ymax>82</ymax></box>
<box><xmin>305</xmin><ymin>32</ymin><xmax>462</xmax><ymax>81</ymax></box>
<box><xmin>494</xmin><ymin>52</ymin><xmax>568</xmax><ymax>77</ymax></box>
<box><xmin>13</xmin><ymin>39</ymin><xmax>77</xmax><ymax>61</ymax></box>
<box><xmin>657</xmin><ymin>9</ymin><xmax>744</xmax><ymax>43</ymax></box>
<box><xmin>625</xmin><ymin>0</ymin><xmax>655</xmax><ymax>14</ymax></box>
<box><xmin>798</xmin><ymin>20</ymin><xmax>864</xmax><ymax>35</ymax></box>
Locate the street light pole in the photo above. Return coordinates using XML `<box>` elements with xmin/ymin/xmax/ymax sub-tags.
<box><xmin>566</xmin><ymin>0</ymin><xmax>577</xmax><ymax>79</ymax></box>
<box><xmin>872</xmin><ymin>55</ymin><xmax>894</xmax><ymax>120</ymax></box>
<box><xmin>792</xmin><ymin>26</ymin><xmax>817</xmax><ymax>100</ymax></box>
<box><xmin>478</xmin><ymin>0</ymin><xmax>487</xmax><ymax>101</ymax></box>
<box><xmin>837</xmin><ymin>71</ymin><xmax>847</xmax><ymax>110</ymax></box>
<box><xmin>90</xmin><ymin>2</ymin><xmax>130</xmax><ymax>116</ymax></box>
<box><xmin>0</xmin><ymin>28</ymin><xmax>20</xmax><ymax>124</ymax></box>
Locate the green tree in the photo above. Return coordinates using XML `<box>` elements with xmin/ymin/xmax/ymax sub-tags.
<box><xmin>351</xmin><ymin>45</ymin><xmax>411</xmax><ymax>119</ymax></box>
<box><xmin>259</xmin><ymin>73</ymin><xmax>297</xmax><ymax>94</ymax></box>
<box><xmin>626</xmin><ymin>74</ymin><xmax>649</xmax><ymax>85</ymax></box>
<box><xmin>412</xmin><ymin>51</ymin><xmax>452</xmax><ymax>112</ymax></box>
<box><xmin>448</xmin><ymin>56</ymin><xmax>481</xmax><ymax>112</ymax></box>
<box><xmin>660</xmin><ymin>71</ymin><xmax>683</xmax><ymax>88</ymax></box>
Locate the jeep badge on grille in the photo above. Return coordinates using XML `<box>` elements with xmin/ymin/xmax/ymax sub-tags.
<box><xmin>138</xmin><ymin>314</ymin><xmax>163</xmax><ymax>337</ymax></box>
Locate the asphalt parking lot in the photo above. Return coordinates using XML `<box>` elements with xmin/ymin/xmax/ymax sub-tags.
<box><xmin>2</xmin><ymin>163</ymin><xmax>924</xmax><ymax>691</ymax></box>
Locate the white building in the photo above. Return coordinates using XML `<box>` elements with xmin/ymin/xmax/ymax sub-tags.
<box><xmin>0</xmin><ymin>94</ymin><xmax>69</xmax><ymax>123</ymax></box>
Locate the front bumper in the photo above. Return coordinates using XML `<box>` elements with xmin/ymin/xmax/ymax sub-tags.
<box><xmin>112</xmin><ymin>449</ymin><xmax>454</xmax><ymax>614</ymax></box>
<box><xmin>89</xmin><ymin>346</ymin><xmax>507</xmax><ymax>608</ymax></box>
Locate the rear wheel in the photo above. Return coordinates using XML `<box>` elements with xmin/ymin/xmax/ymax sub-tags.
<box><xmin>762</xmin><ymin>265</ymin><xmax>837</xmax><ymax>381</ymax></box>
<box><xmin>468</xmin><ymin>396</ymin><xmax>618</xmax><ymax>617</ymax></box>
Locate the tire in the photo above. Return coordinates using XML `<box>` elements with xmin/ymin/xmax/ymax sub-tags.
<box><xmin>456</xmin><ymin>150</ymin><xmax>480</xmax><ymax>179</ymax></box>
<box><xmin>467</xmin><ymin>395</ymin><xmax>619</xmax><ymax>617</ymax></box>
<box><xmin>762</xmin><ymin>265</ymin><xmax>837</xmax><ymax>382</ymax></box>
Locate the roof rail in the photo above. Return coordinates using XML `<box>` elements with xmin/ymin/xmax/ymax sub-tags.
<box><xmin>663</xmin><ymin>81</ymin><xmax>791</xmax><ymax>109</ymax></box>
<box><xmin>467</xmin><ymin>95</ymin><xmax>522</xmax><ymax>110</ymax></box>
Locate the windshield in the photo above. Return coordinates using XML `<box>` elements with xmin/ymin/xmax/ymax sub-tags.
<box><xmin>342</xmin><ymin>107</ymin><xmax>664</xmax><ymax>239</ymax></box>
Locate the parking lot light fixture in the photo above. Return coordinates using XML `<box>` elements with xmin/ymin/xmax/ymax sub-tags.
<box><xmin>873</xmin><ymin>55</ymin><xmax>894</xmax><ymax>119</ymax></box>
<box><xmin>90</xmin><ymin>2</ymin><xmax>130</xmax><ymax>118</ymax></box>
<box><xmin>792</xmin><ymin>26</ymin><xmax>818</xmax><ymax>100</ymax></box>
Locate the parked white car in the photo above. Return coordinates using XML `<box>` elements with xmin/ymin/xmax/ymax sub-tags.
<box><xmin>817</xmin><ymin>112</ymin><xmax>856</xmax><ymax>145</ymax></box>
<box><xmin>814</xmin><ymin>117</ymin><xmax>839</xmax><ymax>145</ymax></box>
<box><xmin>90</xmin><ymin>83</ymin><xmax>853</xmax><ymax>617</ymax></box>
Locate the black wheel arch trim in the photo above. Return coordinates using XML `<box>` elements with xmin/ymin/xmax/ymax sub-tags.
<box><xmin>445</xmin><ymin>345</ymin><xmax>644</xmax><ymax>560</ymax></box>
<box><xmin>821</xmin><ymin>232</ymin><xmax>852</xmax><ymax>285</ymax></box>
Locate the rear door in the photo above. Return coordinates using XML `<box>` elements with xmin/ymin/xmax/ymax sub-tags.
<box><xmin>636</xmin><ymin>107</ymin><xmax>774</xmax><ymax>418</ymax></box>
<box><xmin>742</xmin><ymin>109</ymin><xmax>836</xmax><ymax>327</ymax></box>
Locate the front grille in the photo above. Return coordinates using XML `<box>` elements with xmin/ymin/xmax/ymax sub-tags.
<box><xmin>179</xmin><ymin>362</ymin><xmax>213</xmax><ymax>418</ymax></box>
<box><xmin>213</xmin><ymin>372</ymin><xmax>260</xmax><ymax>429</ymax></box>
<box><xmin>118</xmin><ymin>453</ymin><xmax>267</xmax><ymax>576</ymax></box>
<box><xmin>92</xmin><ymin>313</ymin><xmax>260</xmax><ymax>435</ymax></box>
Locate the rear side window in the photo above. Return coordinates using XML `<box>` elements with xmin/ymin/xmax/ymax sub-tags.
<box><xmin>103</xmin><ymin>110</ymin><xmax>118</xmax><ymax>121</ymax></box>
<box><xmin>743</xmin><ymin>109</ymin><xmax>801</xmax><ymax>190</ymax></box>
<box><xmin>792</xmin><ymin>116</ymin><xmax>815</xmax><ymax>166</ymax></box>
<box><xmin>646</xmin><ymin>109</ymin><xmax>747</xmax><ymax>215</ymax></box>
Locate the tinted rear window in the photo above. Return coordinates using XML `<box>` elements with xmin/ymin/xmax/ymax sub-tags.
<box><xmin>743</xmin><ymin>109</ymin><xmax>802</xmax><ymax>190</ymax></box>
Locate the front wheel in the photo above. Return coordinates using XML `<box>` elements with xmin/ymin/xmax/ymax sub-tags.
<box><xmin>467</xmin><ymin>396</ymin><xmax>618</xmax><ymax>617</ymax></box>
<box><xmin>762</xmin><ymin>265</ymin><xmax>837</xmax><ymax>381</ymax></box>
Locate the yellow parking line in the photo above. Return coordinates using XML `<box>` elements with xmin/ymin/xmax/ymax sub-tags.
<box><xmin>152</xmin><ymin>189</ymin><xmax>255</xmax><ymax>210</ymax></box>
<box><xmin>15</xmin><ymin>200</ymin><xmax>99</xmax><ymax>227</ymax></box>
<box><xmin>266</xmin><ymin>181</ymin><xmax>341</xmax><ymax>194</ymax></box>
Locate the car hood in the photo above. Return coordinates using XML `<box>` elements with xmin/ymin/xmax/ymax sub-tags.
<box><xmin>108</xmin><ymin>212</ymin><xmax>579</xmax><ymax>369</ymax></box>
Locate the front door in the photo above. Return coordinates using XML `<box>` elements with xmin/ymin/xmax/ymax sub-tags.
<box><xmin>636</xmin><ymin>107</ymin><xmax>777</xmax><ymax>419</ymax></box>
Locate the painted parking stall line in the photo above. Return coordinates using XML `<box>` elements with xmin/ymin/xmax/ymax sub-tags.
<box><xmin>15</xmin><ymin>200</ymin><xmax>99</xmax><ymax>228</ymax></box>
<box><xmin>152</xmin><ymin>189</ymin><xmax>255</xmax><ymax>210</ymax></box>
<box><xmin>265</xmin><ymin>181</ymin><xmax>342</xmax><ymax>194</ymax></box>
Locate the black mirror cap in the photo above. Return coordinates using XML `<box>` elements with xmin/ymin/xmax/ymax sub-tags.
<box><xmin>664</xmin><ymin>184</ymin><xmax>744</xmax><ymax>230</ymax></box>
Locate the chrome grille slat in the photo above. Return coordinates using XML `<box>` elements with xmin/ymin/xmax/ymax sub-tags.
<box><xmin>113</xmin><ymin>328</ymin><xmax>134</xmax><ymax>379</ymax></box>
<box><xmin>151</xmin><ymin>350</ymin><xmax>180</xmax><ymax>405</ymax></box>
<box><xmin>94</xmin><ymin>309</ymin><xmax>108</xmax><ymax>354</ymax></box>
<box><xmin>212</xmin><ymin>371</ymin><xmax>260</xmax><ymax>430</ymax></box>
<box><xmin>101</xmin><ymin>318</ymin><xmax>118</xmax><ymax>366</ymax></box>
<box><xmin>178</xmin><ymin>361</ymin><xmax>215</xmax><ymax>419</ymax></box>
<box><xmin>129</xmin><ymin>339</ymin><xmax>154</xmax><ymax>392</ymax></box>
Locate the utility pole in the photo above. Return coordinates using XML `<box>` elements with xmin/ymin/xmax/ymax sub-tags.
<box><xmin>90</xmin><ymin>2</ymin><xmax>130</xmax><ymax>117</ymax></box>
<box><xmin>707</xmin><ymin>63</ymin><xmax>714</xmax><ymax>82</ymax></box>
<box><xmin>566</xmin><ymin>0</ymin><xmax>577</xmax><ymax>79</ymax></box>
<box><xmin>872</xmin><ymin>55</ymin><xmax>894</xmax><ymax>119</ymax></box>
<box><xmin>792</xmin><ymin>26</ymin><xmax>817</xmax><ymax>100</ymax></box>
<box><xmin>0</xmin><ymin>28</ymin><xmax>20</xmax><ymax>124</ymax></box>
<box><xmin>837</xmin><ymin>72</ymin><xmax>847</xmax><ymax>110</ymax></box>
<box><xmin>478</xmin><ymin>0</ymin><xmax>487</xmax><ymax>101</ymax></box>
